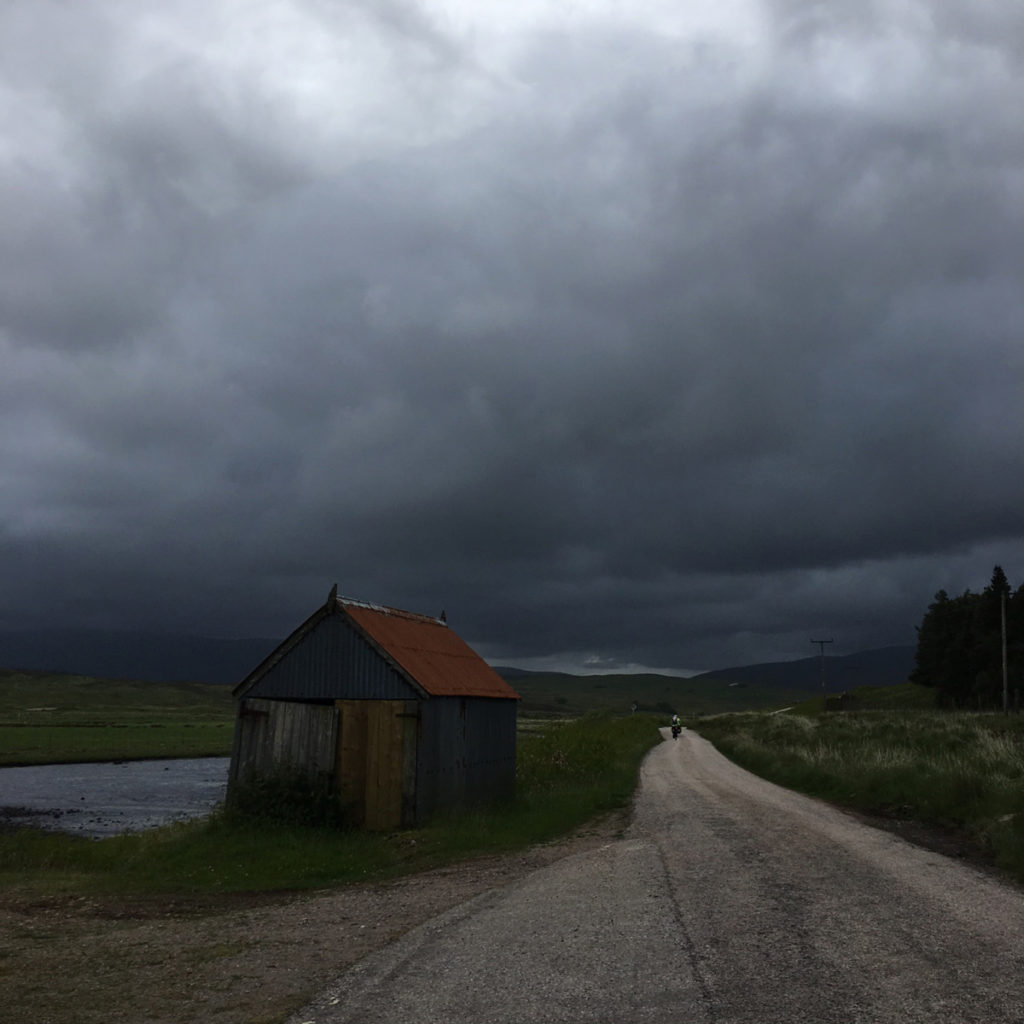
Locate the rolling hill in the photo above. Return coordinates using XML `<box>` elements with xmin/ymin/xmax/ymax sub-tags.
<box><xmin>497</xmin><ymin>646</ymin><xmax>917</xmax><ymax>717</ymax></box>
<box><xmin>689</xmin><ymin>646</ymin><xmax>916</xmax><ymax>692</ymax></box>
<box><xmin>0</xmin><ymin>625</ymin><xmax>916</xmax><ymax>716</ymax></box>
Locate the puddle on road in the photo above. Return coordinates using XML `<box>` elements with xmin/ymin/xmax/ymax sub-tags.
<box><xmin>0</xmin><ymin>757</ymin><xmax>229</xmax><ymax>837</ymax></box>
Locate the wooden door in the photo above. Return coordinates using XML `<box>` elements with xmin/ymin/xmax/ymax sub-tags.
<box><xmin>336</xmin><ymin>700</ymin><xmax>418</xmax><ymax>830</ymax></box>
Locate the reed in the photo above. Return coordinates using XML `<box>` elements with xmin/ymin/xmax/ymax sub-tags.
<box><xmin>689</xmin><ymin>710</ymin><xmax>1024</xmax><ymax>880</ymax></box>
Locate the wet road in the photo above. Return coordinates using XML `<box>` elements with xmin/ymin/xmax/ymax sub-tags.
<box><xmin>290</xmin><ymin>728</ymin><xmax>1024</xmax><ymax>1024</ymax></box>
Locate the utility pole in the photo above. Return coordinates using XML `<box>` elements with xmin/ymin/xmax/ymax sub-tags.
<box><xmin>1002</xmin><ymin>589</ymin><xmax>1008</xmax><ymax>714</ymax></box>
<box><xmin>811</xmin><ymin>638</ymin><xmax>834</xmax><ymax>706</ymax></box>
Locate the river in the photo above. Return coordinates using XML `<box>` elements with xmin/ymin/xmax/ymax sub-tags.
<box><xmin>0</xmin><ymin>757</ymin><xmax>229</xmax><ymax>837</ymax></box>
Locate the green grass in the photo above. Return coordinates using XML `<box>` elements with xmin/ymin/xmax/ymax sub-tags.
<box><xmin>0</xmin><ymin>712</ymin><xmax>663</xmax><ymax>896</ymax></box>
<box><xmin>0</xmin><ymin>670</ymin><xmax>234</xmax><ymax>764</ymax></box>
<box><xmin>0</xmin><ymin>722</ymin><xmax>234</xmax><ymax>764</ymax></box>
<box><xmin>0</xmin><ymin>665</ymin><xmax>808</xmax><ymax>763</ymax></box>
<box><xmin>687</xmin><ymin>708</ymin><xmax>1024</xmax><ymax>881</ymax></box>
<box><xmin>791</xmin><ymin>680</ymin><xmax>938</xmax><ymax>714</ymax></box>
<box><xmin>0</xmin><ymin>664</ymin><xmax>801</xmax><ymax>763</ymax></box>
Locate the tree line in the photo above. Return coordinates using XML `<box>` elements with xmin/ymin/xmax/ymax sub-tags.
<box><xmin>911</xmin><ymin>566</ymin><xmax>1024</xmax><ymax>708</ymax></box>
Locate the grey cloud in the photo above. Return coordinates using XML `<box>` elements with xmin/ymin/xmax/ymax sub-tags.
<box><xmin>2</xmin><ymin>1</ymin><xmax>1023</xmax><ymax>670</ymax></box>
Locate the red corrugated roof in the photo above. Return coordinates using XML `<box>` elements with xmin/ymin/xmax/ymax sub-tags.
<box><xmin>340</xmin><ymin>599</ymin><xmax>520</xmax><ymax>700</ymax></box>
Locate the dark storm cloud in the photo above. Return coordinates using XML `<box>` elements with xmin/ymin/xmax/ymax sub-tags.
<box><xmin>2</xmin><ymin>0</ymin><xmax>1022</xmax><ymax>671</ymax></box>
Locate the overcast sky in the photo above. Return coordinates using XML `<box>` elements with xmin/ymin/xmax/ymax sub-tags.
<box><xmin>2</xmin><ymin>0</ymin><xmax>1022</xmax><ymax>674</ymax></box>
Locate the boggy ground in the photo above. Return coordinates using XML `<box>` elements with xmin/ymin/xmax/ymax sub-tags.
<box><xmin>0</xmin><ymin>813</ymin><xmax>629</xmax><ymax>1024</ymax></box>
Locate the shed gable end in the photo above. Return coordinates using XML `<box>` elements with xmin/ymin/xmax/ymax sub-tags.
<box><xmin>243</xmin><ymin>614</ymin><xmax>420</xmax><ymax>701</ymax></box>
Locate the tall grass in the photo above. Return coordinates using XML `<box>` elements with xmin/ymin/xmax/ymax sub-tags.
<box><xmin>0</xmin><ymin>712</ymin><xmax>662</xmax><ymax>895</ymax></box>
<box><xmin>689</xmin><ymin>711</ymin><xmax>1024</xmax><ymax>880</ymax></box>
<box><xmin>0</xmin><ymin>671</ymin><xmax>235</xmax><ymax>765</ymax></box>
<box><xmin>791</xmin><ymin>681</ymin><xmax>936</xmax><ymax>714</ymax></box>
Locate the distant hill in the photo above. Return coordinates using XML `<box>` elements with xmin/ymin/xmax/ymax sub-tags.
<box><xmin>690</xmin><ymin>646</ymin><xmax>917</xmax><ymax>693</ymax></box>
<box><xmin>494</xmin><ymin>646</ymin><xmax>918</xmax><ymax>716</ymax></box>
<box><xmin>0</xmin><ymin>626</ymin><xmax>917</xmax><ymax>702</ymax></box>
<box><xmin>490</xmin><ymin>665</ymin><xmax>538</xmax><ymax>679</ymax></box>
<box><xmin>0</xmin><ymin>629</ymin><xmax>277</xmax><ymax>685</ymax></box>
<box><xmin>495</xmin><ymin>669</ymin><xmax>814</xmax><ymax>717</ymax></box>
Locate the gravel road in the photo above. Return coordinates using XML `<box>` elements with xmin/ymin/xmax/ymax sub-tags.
<box><xmin>290</xmin><ymin>728</ymin><xmax>1024</xmax><ymax>1024</ymax></box>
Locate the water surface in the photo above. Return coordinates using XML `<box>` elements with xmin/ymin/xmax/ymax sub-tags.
<box><xmin>0</xmin><ymin>757</ymin><xmax>229</xmax><ymax>837</ymax></box>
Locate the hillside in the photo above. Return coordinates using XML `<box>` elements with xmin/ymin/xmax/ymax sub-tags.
<box><xmin>497</xmin><ymin>646</ymin><xmax>917</xmax><ymax>717</ymax></box>
<box><xmin>689</xmin><ymin>646</ymin><xmax>916</xmax><ymax>693</ymax></box>
<box><xmin>498</xmin><ymin>670</ymin><xmax>814</xmax><ymax>717</ymax></box>
<box><xmin>0</xmin><ymin>626</ymin><xmax>917</xmax><ymax>715</ymax></box>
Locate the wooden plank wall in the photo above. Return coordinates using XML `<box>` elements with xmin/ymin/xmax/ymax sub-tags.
<box><xmin>229</xmin><ymin>698</ymin><xmax>338</xmax><ymax>790</ymax></box>
<box><xmin>229</xmin><ymin>697</ymin><xmax>420</xmax><ymax>830</ymax></box>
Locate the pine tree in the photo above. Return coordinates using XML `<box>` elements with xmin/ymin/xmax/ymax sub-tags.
<box><xmin>911</xmin><ymin>566</ymin><xmax>1017</xmax><ymax>709</ymax></box>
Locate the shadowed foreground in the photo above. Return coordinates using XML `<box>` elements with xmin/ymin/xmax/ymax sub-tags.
<box><xmin>291</xmin><ymin>729</ymin><xmax>1024</xmax><ymax>1024</ymax></box>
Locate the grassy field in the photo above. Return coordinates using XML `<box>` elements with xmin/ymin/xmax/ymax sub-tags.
<box><xmin>6</xmin><ymin>660</ymin><xmax>1024</xmax><ymax>889</ymax></box>
<box><xmin>687</xmin><ymin>705</ymin><xmax>1024</xmax><ymax>881</ymax></box>
<box><xmin>0</xmin><ymin>669</ymin><xmax>235</xmax><ymax>765</ymax></box>
<box><xmin>0</xmin><ymin>666</ymin><xmax>804</xmax><ymax>765</ymax></box>
<box><xmin>0</xmin><ymin>712</ymin><xmax>661</xmax><ymax>895</ymax></box>
<box><xmin>792</xmin><ymin>680</ymin><xmax>938</xmax><ymax>714</ymax></box>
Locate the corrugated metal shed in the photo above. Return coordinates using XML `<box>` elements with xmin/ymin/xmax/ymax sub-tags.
<box><xmin>233</xmin><ymin>593</ymin><xmax>519</xmax><ymax>703</ymax></box>
<box><xmin>228</xmin><ymin>587</ymin><xmax>519</xmax><ymax>829</ymax></box>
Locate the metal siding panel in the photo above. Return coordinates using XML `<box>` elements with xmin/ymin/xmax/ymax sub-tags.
<box><xmin>463</xmin><ymin>699</ymin><xmax>516</xmax><ymax>803</ymax></box>
<box><xmin>414</xmin><ymin>698</ymin><xmax>516</xmax><ymax>819</ymax></box>
<box><xmin>414</xmin><ymin>700</ymin><xmax>449</xmax><ymax>820</ymax></box>
<box><xmin>245</xmin><ymin>616</ymin><xmax>419</xmax><ymax>700</ymax></box>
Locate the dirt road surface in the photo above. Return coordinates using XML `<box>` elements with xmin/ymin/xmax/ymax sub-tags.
<box><xmin>289</xmin><ymin>728</ymin><xmax>1024</xmax><ymax>1024</ymax></box>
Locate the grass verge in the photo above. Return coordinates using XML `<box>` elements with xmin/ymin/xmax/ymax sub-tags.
<box><xmin>687</xmin><ymin>710</ymin><xmax>1024</xmax><ymax>882</ymax></box>
<box><xmin>0</xmin><ymin>712</ymin><xmax>662</xmax><ymax>895</ymax></box>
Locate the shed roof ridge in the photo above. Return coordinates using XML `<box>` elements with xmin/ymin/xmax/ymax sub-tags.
<box><xmin>337</xmin><ymin>595</ymin><xmax>446</xmax><ymax>627</ymax></box>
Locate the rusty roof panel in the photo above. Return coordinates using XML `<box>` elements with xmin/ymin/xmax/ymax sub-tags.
<box><xmin>340</xmin><ymin>599</ymin><xmax>520</xmax><ymax>700</ymax></box>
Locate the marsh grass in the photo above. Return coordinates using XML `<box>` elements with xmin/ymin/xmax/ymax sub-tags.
<box><xmin>0</xmin><ymin>670</ymin><xmax>235</xmax><ymax>765</ymax></box>
<box><xmin>689</xmin><ymin>710</ymin><xmax>1024</xmax><ymax>880</ymax></box>
<box><xmin>0</xmin><ymin>722</ymin><xmax>234</xmax><ymax>765</ymax></box>
<box><xmin>0</xmin><ymin>712</ymin><xmax>662</xmax><ymax>895</ymax></box>
<box><xmin>793</xmin><ymin>682</ymin><xmax>937</xmax><ymax>714</ymax></box>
